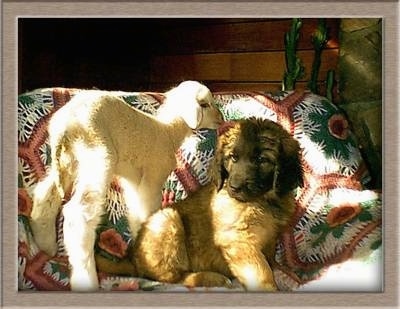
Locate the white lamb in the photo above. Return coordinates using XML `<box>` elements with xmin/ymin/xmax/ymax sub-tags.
<box><xmin>30</xmin><ymin>81</ymin><xmax>222</xmax><ymax>291</ymax></box>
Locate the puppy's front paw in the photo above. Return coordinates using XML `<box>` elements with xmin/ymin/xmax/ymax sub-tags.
<box><xmin>245</xmin><ymin>279</ymin><xmax>278</xmax><ymax>292</ymax></box>
<box><xmin>244</xmin><ymin>281</ymin><xmax>277</xmax><ymax>292</ymax></box>
<box><xmin>182</xmin><ymin>271</ymin><xmax>232</xmax><ymax>288</ymax></box>
<box><xmin>231</xmin><ymin>262</ymin><xmax>278</xmax><ymax>292</ymax></box>
<box><xmin>260</xmin><ymin>282</ymin><xmax>278</xmax><ymax>292</ymax></box>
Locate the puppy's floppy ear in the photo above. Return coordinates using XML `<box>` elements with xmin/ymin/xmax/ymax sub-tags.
<box><xmin>211</xmin><ymin>121</ymin><xmax>235</xmax><ymax>190</ymax></box>
<box><xmin>211</xmin><ymin>138</ymin><xmax>228</xmax><ymax>191</ymax></box>
<box><xmin>212</xmin><ymin>156</ymin><xmax>228</xmax><ymax>191</ymax></box>
<box><xmin>276</xmin><ymin>136</ymin><xmax>304</xmax><ymax>194</ymax></box>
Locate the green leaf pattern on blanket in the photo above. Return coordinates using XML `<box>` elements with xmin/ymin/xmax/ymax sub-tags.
<box><xmin>44</xmin><ymin>260</ymin><xmax>69</xmax><ymax>283</ymax></box>
<box><xmin>307</xmin><ymin>99</ymin><xmax>357</xmax><ymax>161</ymax></box>
<box><xmin>18</xmin><ymin>91</ymin><xmax>54</xmax><ymax>143</ymax></box>
<box><xmin>121</xmin><ymin>94</ymin><xmax>160</xmax><ymax>115</ymax></box>
<box><xmin>310</xmin><ymin>202</ymin><xmax>375</xmax><ymax>248</ymax></box>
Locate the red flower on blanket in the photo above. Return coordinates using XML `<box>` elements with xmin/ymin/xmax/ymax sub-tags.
<box><xmin>328</xmin><ymin>114</ymin><xmax>349</xmax><ymax>140</ymax></box>
<box><xmin>98</xmin><ymin>228</ymin><xmax>128</xmax><ymax>258</ymax></box>
<box><xmin>18</xmin><ymin>188</ymin><xmax>33</xmax><ymax>216</ymax></box>
<box><xmin>326</xmin><ymin>204</ymin><xmax>362</xmax><ymax>228</ymax></box>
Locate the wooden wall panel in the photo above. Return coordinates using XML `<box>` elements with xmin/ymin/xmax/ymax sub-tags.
<box><xmin>150</xmin><ymin>49</ymin><xmax>338</xmax><ymax>84</ymax></box>
<box><xmin>19</xmin><ymin>18</ymin><xmax>340</xmax><ymax>95</ymax></box>
<box><xmin>148</xmin><ymin>18</ymin><xmax>340</xmax><ymax>95</ymax></box>
<box><xmin>152</xmin><ymin>18</ymin><xmax>339</xmax><ymax>54</ymax></box>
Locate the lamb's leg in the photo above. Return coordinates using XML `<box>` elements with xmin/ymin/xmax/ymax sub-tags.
<box><xmin>120</xmin><ymin>178</ymin><xmax>163</xmax><ymax>241</ymax></box>
<box><xmin>63</xmin><ymin>197</ymin><xmax>104</xmax><ymax>291</ymax></box>
<box><xmin>62</xmin><ymin>145</ymin><xmax>111</xmax><ymax>292</ymax></box>
<box><xmin>30</xmin><ymin>170</ymin><xmax>63</xmax><ymax>257</ymax></box>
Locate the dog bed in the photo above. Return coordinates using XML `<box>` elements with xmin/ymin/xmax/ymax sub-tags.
<box><xmin>18</xmin><ymin>87</ymin><xmax>382</xmax><ymax>291</ymax></box>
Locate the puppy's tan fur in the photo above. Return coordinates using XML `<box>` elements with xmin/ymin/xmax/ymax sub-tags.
<box><xmin>98</xmin><ymin>118</ymin><xmax>303</xmax><ymax>291</ymax></box>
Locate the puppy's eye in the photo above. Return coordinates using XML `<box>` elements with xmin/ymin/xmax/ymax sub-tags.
<box><xmin>256</xmin><ymin>155</ymin><xmax>270</xmax><ymax>164</ymax></box>
<box><xmin>229</xmin><ymin>152</ymin><xmax>239</xmax><ymax>162</ymax></box>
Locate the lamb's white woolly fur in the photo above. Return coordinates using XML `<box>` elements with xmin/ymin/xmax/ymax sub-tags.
<box><xmin>29</xmin><ymin>81</ymin><xmax>222</xmax><ymax>291</ymax></box>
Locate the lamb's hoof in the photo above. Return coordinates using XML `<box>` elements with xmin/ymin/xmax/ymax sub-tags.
<box><xmin>69</xmin><ymin>272</ymin><xmax>99</xmax><ymax>292</ymax></box>
<box><xmin>70</xmin><ymin>283</ymin><xmax>99</xmax><ymax>292</ymax></box>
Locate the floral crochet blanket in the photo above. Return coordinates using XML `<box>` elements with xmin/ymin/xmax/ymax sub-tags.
<box><xmin>18</xmin><ymin>88</ymin><xmax>382</xmax><ymax>291</ymax></box>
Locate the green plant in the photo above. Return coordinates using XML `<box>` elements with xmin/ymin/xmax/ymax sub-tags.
<box><xmin>308</xmin><ymin>19</ymin><xmax>329</xmax><ymax>94</ymax></box>
<box><xmin>282</xmin><ymin>18</ymin><xmax>305</xmax><ymax>91</ymax></box>
<box><xmin>326</xmin><ymin>69</ymin><xmax>335</xmax><ymax>102</ymax></box>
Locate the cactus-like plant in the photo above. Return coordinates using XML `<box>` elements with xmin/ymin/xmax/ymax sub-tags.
<box><xmin>282</xmin><ymin>18</ymin><xmax>305</xmax><ymax>91</ymax></box>
<box><xmin>326</xmin><ymin>69</ymin><xmax>335</xmax><ymax>102</ymax></box>
<box><xmin>308</xmin><ymin>19</ymin><xmax>329</xmax><ymax>94</ymax></box>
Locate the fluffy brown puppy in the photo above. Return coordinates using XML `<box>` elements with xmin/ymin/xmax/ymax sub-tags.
<box><xmin>131</xmin><ymin>117</ymin><xmax>303</xmax><ymax>291</ymax></box>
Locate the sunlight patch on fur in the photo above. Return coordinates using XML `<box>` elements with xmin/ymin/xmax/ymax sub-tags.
<box><xmin>241</xmin><ymin>264</ymin><xmax>259</xmax><ymax>290</ymax></box>
<box><xmin>118</xmin><ymin>177</ymin><xmax>146</xmax><ymax>222</ymax></box>
<box><xmin>146</xmin><ymin>211</ymin><xmax>168</xmax><ymax>234</ymax></box>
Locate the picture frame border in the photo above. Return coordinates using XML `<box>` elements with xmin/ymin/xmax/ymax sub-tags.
<box><xmin>2</xmin><ymin>1</ymin><xmax>398</xmax><ymax>308</ymax></box>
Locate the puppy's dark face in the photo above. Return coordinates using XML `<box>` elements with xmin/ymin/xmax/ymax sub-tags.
<box><xmin>215</xmin><ymin>118</ymin><xmax>303</xmax><ymax>202</ymax></box>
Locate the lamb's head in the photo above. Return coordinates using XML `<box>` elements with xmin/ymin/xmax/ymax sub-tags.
<box><xmin>158</xmin><ymin>81</ymin><xmax>223</xmax><ymax>129</ymax></box>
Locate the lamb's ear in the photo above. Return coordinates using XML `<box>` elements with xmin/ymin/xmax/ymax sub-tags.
<box><xmin>182</xmin><ymin>104</ymin><xmax>202</xmax><ymax>130</ymax></box>
<box><xmin>161</xmin><ymin>86</ymin><xmax>202</xmax><ymax>129</ymax></box>
<box><xmin>277</xmin><ymin>136</ymin><xmax>304</xmax><ymax>194</ymax></box>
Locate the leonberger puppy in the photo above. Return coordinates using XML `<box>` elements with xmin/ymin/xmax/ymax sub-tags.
<box><xmin>96</xmin><ymin>117</ymin><xmax>303</xmax><ymax>291</ymax></box>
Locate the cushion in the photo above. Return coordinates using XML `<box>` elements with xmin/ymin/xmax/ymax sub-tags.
<box><xmin>18</xmin><ymin>88</ymin><xmax>382</xmax><ymax>291</ymax></box>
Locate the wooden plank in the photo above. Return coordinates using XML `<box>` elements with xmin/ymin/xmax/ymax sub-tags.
<box><xmin>208</xmin><ymin>82</ymin><xmax>339</xmax><ymax>101</ymax></box>
<box><xmin>150</xmin><ymin>49</ymin><xmax>338</xmax><ymax>83</ymax></box>
<box><xmin>148</xmin><ymin>81</ymin><xmax>339</xmax><ymax>103</ymax></box>
<box><xmin>153</xmin><ymin>18</ymin><xmax>339</xmax><ymax>54</ymax></box>
<box><xmin>209</xmin><ymin>82</ymin><xmax>297</xmax><ymax>93</ymax></box>
<box><xmin>147</xmin><ymin>82</ymin><xmax>287</xmax><ymax>93</ymax></box>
